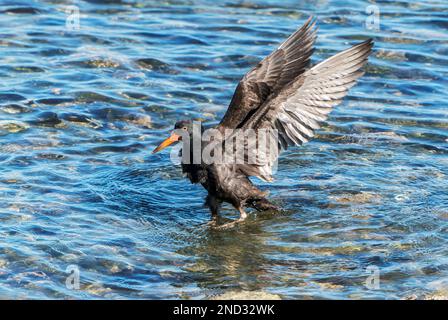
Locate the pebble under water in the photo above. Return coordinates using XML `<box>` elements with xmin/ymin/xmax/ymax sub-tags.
<box><xmin>0</xmin><ymin>0</ymin><xmax>447</xmax><ymax>299</ymax></box>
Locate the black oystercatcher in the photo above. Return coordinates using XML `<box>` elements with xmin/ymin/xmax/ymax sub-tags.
<box><xmin>153</xmin><ymin>17</ymin><xmax>373</xmax><ymax>228</ymax></box>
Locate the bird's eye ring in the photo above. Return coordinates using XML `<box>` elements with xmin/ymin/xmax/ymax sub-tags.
<box><xmin>182</xmin><ymin>127</ymin><xmax>187</xmax><ymax>130</ymax></box>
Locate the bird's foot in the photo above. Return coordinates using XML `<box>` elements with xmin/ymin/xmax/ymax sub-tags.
<box><xmin>211</xmin><ymin>206</ymin><xmax>248</xmax><ymax>230</ymax></box>
<box><xmin>212</xmin><ymin>217</ymin><xmax>246</xmax><ymax>230</ymax></box>
<box><xmin>205</xmin><ymin>216</ymin><xmax>219</xmax><ymax>227</ymax></box>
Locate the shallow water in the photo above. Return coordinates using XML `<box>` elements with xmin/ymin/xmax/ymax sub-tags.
<box><xmin>0</xmin><ymin>0</ymin><xmax>447</xmax><ymax>299</ymax></box>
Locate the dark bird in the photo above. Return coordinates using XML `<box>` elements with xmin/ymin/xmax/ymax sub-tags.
<box><xmin>153</xmin><ymin>17</ymin><xmax>373</xmax><ymax>228</ymax></box>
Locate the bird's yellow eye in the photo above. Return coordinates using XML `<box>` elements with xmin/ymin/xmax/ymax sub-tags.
<box><xmin>182</xmin><ymin>127</ymin><xmax>187</xmax><ymax>130</ymax></box>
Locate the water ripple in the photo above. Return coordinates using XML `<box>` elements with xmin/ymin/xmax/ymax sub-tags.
<box><xmin>0</xmin><ymin>0</ymin><xmax>447</xmax><ymax>299</ymax></box>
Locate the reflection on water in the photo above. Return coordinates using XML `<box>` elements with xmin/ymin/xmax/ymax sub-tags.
<box><xmin>0</xmin><ymin>0</ymin><xmax>447</xmax><ymax>299</ymax></box>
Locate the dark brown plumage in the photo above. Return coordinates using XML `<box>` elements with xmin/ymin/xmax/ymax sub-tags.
<box><xmin>153</xmin><ymin>17</ymin><xmax>373</xmax><ymax>228</ymax></box>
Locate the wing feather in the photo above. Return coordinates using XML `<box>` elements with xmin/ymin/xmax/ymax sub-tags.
<box><xmin>218</xmin><ymin>17</ymin><xmax>318</xmax><ymax>130</ymax></box>
<box><xmin>236</xmin><ymin>39</ymin><xmax>373</xmax><ymax>180</ymax></box>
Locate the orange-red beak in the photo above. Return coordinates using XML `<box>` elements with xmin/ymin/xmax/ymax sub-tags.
<box><xmin>152</xmin><ymin>133</ymin><xmax>181</xmax><ymax>154</ymax></box>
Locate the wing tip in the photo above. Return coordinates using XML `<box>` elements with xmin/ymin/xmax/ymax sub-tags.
<box><xmin>356</xmin><ymin>38</ymin><xmax>374</xmax><ymax>62</ymax></box>
<box><xmin>280</xmin><ymin>15</ymin><xmax>318</xmax><ymax>50</ymax></box>
<box><xmin>305</xmin><ymin>15</ymin><xmax>317</xmax><ymax>26</ymax></box>
<box><xmin>356</xmin><ymin>38</ymin><xmax>375</xmax><ymax>52</ymax></box>
<box><xmin>304</xmin><ymin>16</ymin><xmax>318</xmax><ymax>33</ymax></box>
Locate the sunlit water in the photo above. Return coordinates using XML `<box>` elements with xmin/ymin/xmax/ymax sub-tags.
<box><xmin>0</xmin><ymin>0</ymin><xmax>447</xmax><ymax>299</ymax></box>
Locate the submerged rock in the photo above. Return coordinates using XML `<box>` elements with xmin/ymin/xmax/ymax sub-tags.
<box><xmin>405</xmin><ymin>291</ymin><xmax>448</xmax><ymax>300</ymax></box>
<box><xmin>332</xmin><ymin>192</ymin><xmax>382</xmax><ymax>204</ymax></box>
<box><xmin>0</xmin><ymin>104</ymin><xmax>31</xmax><ymax>114</ymax></box>
<box><xmin>61</xmin><ymin>112</ymin><xmax>102</xmax><ymax>129</ymax></box>
<box><xmin>135</xmin><ymin>58</ymin><xmax>177</xmax><ymax>74</ymax></box>
<box><xmin>3</xmin><ymin>7</ymin><xmax>41</xmax><ymax>14</ymax></box>
<box><xmin>406</xmin><ymin>279</ymin><xmax>448</xmax><ymax>300</ymax></box>
<box><xmin>29</xmin><ymin>112</ymin><xmax>63</xmax><ymax>127</ymax></box>
<box><xmin>0</xmin><ymin>120</ymin><xmax>29</xmax><ymax>134</ymax></box>
<box><xmin>84</xmin><ymin>283</ymin><xmax>112</xmax><ymax>296</ymax></box>
<box><xmin>0</xmin><ymin>93</ymin><xmax>26</xmax><ymax>102</ymax></box>
<box><xmin>83</xmin><ymin>59</ymin><xmax>120</xmax><ymax>68</ymax></box>
<box><xmin>211</xmin><ymin>291</ymin><xmax>281</xmax><ymax>300</ymax></box>
<box><xmin>423</xmin><ymin>292</ymin><xmax>448</xmax><ymax>300</ymax></box>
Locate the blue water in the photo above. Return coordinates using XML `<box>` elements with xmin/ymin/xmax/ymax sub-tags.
<box><xmin>0</xmin><ymin>0</ymin><xmax>447</xmax><ymax>299</ymax></box>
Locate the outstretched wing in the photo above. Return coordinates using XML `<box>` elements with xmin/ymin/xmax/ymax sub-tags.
<box><xmin>218</xmin><ymin>17</ymin><xmax>317</xmax><ymax>131</ymax></box>
<box><xmin>237</xmin><ymin>39</ymin><xmax>374</xmax><ymax>181</ymax></box>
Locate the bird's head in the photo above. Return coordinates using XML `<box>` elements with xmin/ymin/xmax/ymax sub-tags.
<box><xmin>152</xmin><ymin>119</ymin><xmax>193</xmax><ymax>154</ymax></box>
<box><xmin>173</xmin><ymin>119</ymin><xmax>194</xmax><ymax>133</ymax></box>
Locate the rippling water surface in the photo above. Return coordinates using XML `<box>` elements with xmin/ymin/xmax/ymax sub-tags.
<box><xmin>0</xmin><ymin>0</ymin><xmax>447</xmax><ymax>299</ymax></box>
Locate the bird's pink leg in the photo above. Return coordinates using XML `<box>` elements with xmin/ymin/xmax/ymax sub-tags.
<box><xmin>212</xmin><ymin>205</ymin><xmax>247</xmax><ymax>230</ymax></box>
<box><xmin>238</xmin><ymin>206</ymin><xmax>248</xmax><ymax>220</ymax></box>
